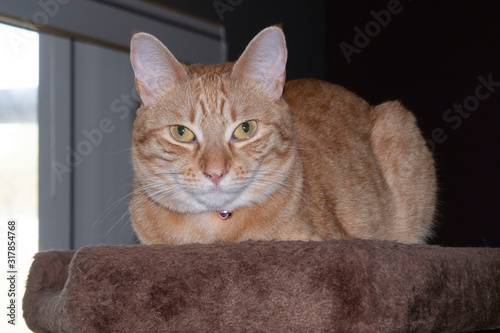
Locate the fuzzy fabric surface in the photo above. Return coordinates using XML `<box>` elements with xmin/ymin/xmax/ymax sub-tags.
<box><xmin>23</xmin><ymin>239</ymin><xmax>500</xmax><ymax>333</ymax></box>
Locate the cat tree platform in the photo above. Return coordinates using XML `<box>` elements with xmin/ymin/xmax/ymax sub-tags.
<box><xmin>23</xmin><ymin>239</ymin><xmax>500</xmax><ymax>332</ymax></box>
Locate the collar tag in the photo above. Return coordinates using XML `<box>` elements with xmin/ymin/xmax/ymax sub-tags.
<box><xmin>218</xmin><ymin>211</ymin><xmax>233</xmax><ymax>220</ymax></box>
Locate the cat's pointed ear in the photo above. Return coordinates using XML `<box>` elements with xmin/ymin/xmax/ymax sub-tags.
<box><xmin>130</xmin><ymin>32</ymin><xmax>188</xmax><ymax>106</ymax></box>
<box><xmin>231</xmin><ymin>26</ymin><xmax>287</xmax><ymax>100</ymax></box>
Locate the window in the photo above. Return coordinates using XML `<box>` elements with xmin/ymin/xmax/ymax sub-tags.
<box><xmin>0</xmin><ymin>22</ymin><xmax>39</xmax><ymax>333</ymax></box>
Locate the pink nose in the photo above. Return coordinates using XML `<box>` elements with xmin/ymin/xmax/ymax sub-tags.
<box><xmin>203</xmin><ymin>168</ymin><xmax>226</xmax><ymax>185</ymax></box>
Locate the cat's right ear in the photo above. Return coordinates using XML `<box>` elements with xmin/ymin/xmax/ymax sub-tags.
<box><xmin>130</xmin><ymin>32</ymin><xmax>187</xmax><ymax>106</ymax></box>
<box><xmin>231</xmin><ymin>26</ymin><xmax>287</xmax><ymax>101</ymax></box>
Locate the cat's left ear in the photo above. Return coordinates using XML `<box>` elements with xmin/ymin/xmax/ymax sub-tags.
<box><xmin>232</xmin><ymin>26</ymin><xmax>287</xmax><ymax>100</ymax></box>
<box><xmin>130</xmin><ymin>32</ymin><xmax>188</xmax><ymax>106</ymax></box>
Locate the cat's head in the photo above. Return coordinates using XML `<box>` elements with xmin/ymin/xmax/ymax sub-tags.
<box><xmin>130</xmin><ymin>26</ymin><xmax>297</xmax><ymax>213</ymax></box>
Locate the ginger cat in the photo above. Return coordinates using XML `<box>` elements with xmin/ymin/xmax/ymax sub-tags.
<box><xmin>129</xmin><ymin>26</ymin><xmax>436</xmax><ymax>245</ymax></box>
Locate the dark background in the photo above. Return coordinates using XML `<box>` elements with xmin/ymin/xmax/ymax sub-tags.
<box><xmin>149</xmin><ymin>0</ymin><xmax>500</xmax><ymax>248</ymax></box>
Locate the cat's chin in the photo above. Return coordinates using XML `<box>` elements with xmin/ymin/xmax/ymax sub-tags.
<box><xmin>193</xmin><ymin>191</ymin><xmax>242</xmax><ymax>212</ymax></box>
<box><xmin>185</xmin><ymin>180</ymin><xmax>280</xmax><ymax>213</ymax></box>
<box><xmin>151</xmin><ymin>179</ymin><xmax>275</xmax><ymax>214</ymax></box>
<box><xmin>151</xmin><ymin>187</ymin><xmax>243</xmax><ymax>214</ymax></box>
<box><xmin>167</xmin><ymin>199</ymin><xmax>240</xmax><ymax>215</ymax></box>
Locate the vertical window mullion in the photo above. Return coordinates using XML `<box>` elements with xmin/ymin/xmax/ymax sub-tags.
<box><xmin>38</xmin><ymin>33</ymin><xmax>72</xmax><ymax>250</ymax></box>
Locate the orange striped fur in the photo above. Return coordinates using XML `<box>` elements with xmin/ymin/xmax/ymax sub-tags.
<box><xmin>129</xmin><ymin>27</ymin><xmax>436</xmax><ymax>245</ymax></box>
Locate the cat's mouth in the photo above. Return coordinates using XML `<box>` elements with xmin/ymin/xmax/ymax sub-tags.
<box><xmin>195</xmin><ymin>189</ymin><xmax>241</xmax><ymax>211</ymax></box>
<box><xmin>147</xmin><ymin>172</ymin><xmax>263</xmax><ymax>213</ymax></box>
<box><xmin>185</xmin><ymin>180</ymin><xmax>252</xmax><ymax>212</ymax></box>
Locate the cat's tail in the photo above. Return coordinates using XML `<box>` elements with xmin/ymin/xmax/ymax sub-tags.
<box><xmin>370</xmin><ymin>101</ymin><xmax>437</xmax><ymax>243</ymax></box>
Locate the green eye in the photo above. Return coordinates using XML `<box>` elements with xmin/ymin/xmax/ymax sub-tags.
<box><xmin>169</xmin><ymin>125</ymin><xmax>195</xmax><ymax>142</ymax></box>
<box><xmin>233</xmin><ymin>120</ymin><xmax>258</xmax><ymax>140</ymax></box>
